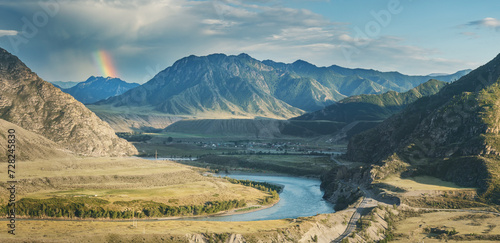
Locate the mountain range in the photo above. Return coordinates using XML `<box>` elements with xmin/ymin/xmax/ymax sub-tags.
<box><xmin>0</xmin><ymin>47</ymin><xmax>137</xmax><ymax>157</ymax></box>
<box><xmin>94</xmin><ymin>53</ymin><xmax>470</xmax><ymax>122</ymax></box>
<box><xmin>346</xmin><ymin>53</ymin><xmax>500</xmax><ymax>203</ymax></box>
<box><xmin>58</xmin><ymin>76</ymin><xmax>140</xmax><ymax>104</ymax></box>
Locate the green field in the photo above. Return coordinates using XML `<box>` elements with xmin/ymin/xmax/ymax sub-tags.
<box><xmin>134</xmin><ymin>142</ymin><xmax>243</xmax><ymax>157</ymax></box>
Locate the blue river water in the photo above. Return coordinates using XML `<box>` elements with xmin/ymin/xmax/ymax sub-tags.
<box><xmin>183</xmin><ymin>174</ymin><xmax>335</xmax><ymax>221</ymax></box>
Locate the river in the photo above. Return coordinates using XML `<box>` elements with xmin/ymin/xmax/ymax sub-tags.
<box><xmin>183</xmin><ymin>174</ymin><xmax>335</xmax><ymax>221</ymax></box>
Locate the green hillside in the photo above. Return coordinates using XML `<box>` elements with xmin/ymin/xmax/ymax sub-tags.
<box><xmin>293</xmin><ymin>79</ymin><xmax>447</xmax><ymax>122</ymax></box>
<box><xmin>346</xmin><ymin>53</ymin><xmax>500</xmax><ymax>204</ymax></box>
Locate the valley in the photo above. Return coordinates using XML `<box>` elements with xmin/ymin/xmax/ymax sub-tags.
<box><xmin>1</xmin><ymin>45</ymin><xmax>499</xmax><ymax>243</ymax></box>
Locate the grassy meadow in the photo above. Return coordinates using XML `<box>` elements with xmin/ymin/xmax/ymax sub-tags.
<box><xmin>0</xmin><ymin>157</ymin><xmax>269</xmax><ymax>212</ymax></box>
<box><xmin>394</xmin><ymin>211</ymin><xmax>500</xmax><ymax>242</ymax></box>
<box><xmin>380</xmin><ymin>175</ymin><xmax>476</xmax><ymax>192</ymax></box>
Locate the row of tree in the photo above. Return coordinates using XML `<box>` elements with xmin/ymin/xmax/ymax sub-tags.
<box><xmin>223</xmin><ymin>177</ymin><xmax>281</xmax><ymax>204</ymax></box>
<box><xmin>224</xmin><ymin>177</ymin><xmax>283</xmax><ymax>193</ymax></box>
<box><xmin>3</xmin><ymin>197</ymin><xmax>246</xmax><ymax>219</ymax></box>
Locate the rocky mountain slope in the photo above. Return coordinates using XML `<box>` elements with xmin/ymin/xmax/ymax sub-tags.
<box><xmin>61</xmin><ymin>76</ymin><xmax>139</xmax><ymax>104</ymax></box>
<box><xmin>0</xmin><ymin>48</ymin><xmax>137</xmax><ymax>157</ymax></box>
<box><xmin>0</xmin><ymin>118</ymin><xmax>72</xmax><ymax>161</ymax></box>
<box><xmin>346</xmin><ymin>53</ymin><xmax>500</xmax><ymax>203</ymax></box>
<box><xmin>95</xmin><ymin>53</ymin><xmax>468</xmax><ymax>120</ymax></box>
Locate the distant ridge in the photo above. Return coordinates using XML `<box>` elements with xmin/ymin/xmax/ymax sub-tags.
<box><xmin>61</xmin><ymin>76</ymin><xmax>139</xmax><ymax>104</ymax></box>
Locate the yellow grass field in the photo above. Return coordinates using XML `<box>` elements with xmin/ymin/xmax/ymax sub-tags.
<box><xmin>0</xmin><ymin>219</ymin><xmax>292</xmax><ymax>242</ymax></box>
<box><xmin>0</xmin><ymin>157</ymin><xmax>268</xmax><ymax>207</ymax></box>
<box><xmin>394</xmin><ymin>211</ymin><xmax>500</xmax><ymax>242</ymax></box>
<box><xmin>0</xmin><ymin>210</ymin><xmax>356</xmax><ymax>242</ymax></box>
<box><xmin>380</xmin><ymin>175</ymin><xmax>475</xmax><ymax>192</ymax></box>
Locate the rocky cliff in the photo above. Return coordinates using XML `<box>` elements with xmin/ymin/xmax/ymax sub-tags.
<box><xmin>0</xmin><ymin>48</ymin><xmax>137</xmax><ymax>157</ymax></box>
<box><xmin>320</xmin><ymin>165</ymin><xmax>372</xmax><ymax>210</ymax></box>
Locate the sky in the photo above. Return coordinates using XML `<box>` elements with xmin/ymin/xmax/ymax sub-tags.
<box><xmin>0</xmin><ymin>0</ymin><xmax>499</xmax><ymax>84</ymax></box>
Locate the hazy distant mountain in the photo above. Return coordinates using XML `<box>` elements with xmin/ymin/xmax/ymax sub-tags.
<box><xmin>50</xmin><ymin>81</ymin><xmax>80</xmax><ymax>89</ymax></box>
<box><xmin>263</xmin><ymin>60</ymin><xmax>470</xmax><ymax>96</ymax></box>
<box><xmin>60</xmin><ymin>76</ymin><xmax>140</xmax><ymax>104</ymax></box>
<box><xmin>346</xmin><ymin>53</ymin><xmax>500</xmax><ymax>203</ymax></box>
<box><xmin>95</xmin><ymin>53</ymin><xmax>469</xmax><ymax>120</ymax></box>
<box><xmin>427</xmin><ymin>70</ymin><xmax>472</xmax><ymax>78</ymax></box>
<box><xmin>0</xmin><ymin>47</ymin><xmax>137</xmax><ymax>157</ymax></box>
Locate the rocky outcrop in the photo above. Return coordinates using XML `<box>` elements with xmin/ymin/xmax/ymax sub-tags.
<box><xmin>0</xmin><ymin>48</ymin><xmax>137</xmax><ymax>157</ymax></box>
<box><xmin>320</xmin><ymin>166</ymin><xmax>372</xmax><ymax>210</ymax></box>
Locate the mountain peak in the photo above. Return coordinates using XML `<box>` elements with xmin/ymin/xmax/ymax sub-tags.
<box><xmin>0</xmin><ymin>48</ymin><xmax>32</xmax><ymax>79</ymax></box>
<box><xmin>84</xmin><ymin>76</ymin><xmax>124</xmax><ymax>83</ymax></box>
<box><xmin>63</xmin><ymin>76</ymin><xmax>139</xmax><ymax>104</ymax></box>
<box><xmin>292</xmin><ymin>59</ymin><xmax>315</xmax><ymax>67</ymax></box>
<box><xmin>237</xmin><ymin>53</ymin><xmax>251</xmax><ymax>58</ymax></box>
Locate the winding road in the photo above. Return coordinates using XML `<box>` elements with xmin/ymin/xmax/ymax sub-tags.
<box><xmin>330</xmin><ymin>156</ymin><xmax>380</xmax><ymax>243</ymax></box>
<box><xmin>331</xmin><ymin>192</ymin><xmax>379</xmax><ymax>243</ymax></box>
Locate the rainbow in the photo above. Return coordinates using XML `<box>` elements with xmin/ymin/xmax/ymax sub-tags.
<box><xmin>93</xmin><ymin>50</ymin><xmax>118</xmax><ymax>78</ymax></box>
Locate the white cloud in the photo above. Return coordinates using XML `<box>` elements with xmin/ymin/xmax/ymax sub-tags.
<box><xmin>0</xmin><ymin>0</ymin><xmax>480</xmax><ymax>82</ymax></box>
<box><xmin>0</xmin><ymin>30</ymin><xmax>18</xmax><ymax>37</ymax></box>
<box><xmin>468</xmin><ymin>17</ymin><xmax>500</xmax><ymax>31</ymax></box>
